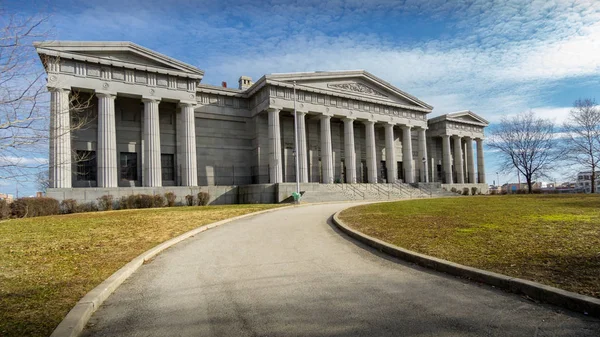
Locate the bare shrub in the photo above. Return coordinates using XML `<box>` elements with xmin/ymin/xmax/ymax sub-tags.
<box><xmin>11</xmin><ymin>197</ymin><xmax>60</xmax><ymax>218</ymax></box>
<box><xmin>185</xmin><ymin>195</ymin><xmax>195</xmax><ymax>206</ymax></box>
<box><xmin>97</xmin><ymin>195</ymin><xmax>114</xmax><ymax>211</ymax></box>
<box><xmin>197</xmin><ymin>192</ymin><xmax>210</xmax><ymax>206</ymax></box>
<box><xmin>60</xmin><ymin>199</ymin><xmax>78</xmax><ymax>214</ymax></box>
<box><xmin>164</xmin><ymin>192</ymin><xmax>176</xmax><ymax>207</ymax></box>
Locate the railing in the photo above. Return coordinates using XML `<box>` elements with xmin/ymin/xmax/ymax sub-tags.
<box><xmin>346</xmin><ymin>184</ymin><xmax>365</xmax><ymax>199</ymax></box>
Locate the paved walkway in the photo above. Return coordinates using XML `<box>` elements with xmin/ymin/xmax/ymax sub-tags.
<box><xmin>83</xmin><ymin>203</ymin><xmax>600</xmax><ymax>336</ymax></box>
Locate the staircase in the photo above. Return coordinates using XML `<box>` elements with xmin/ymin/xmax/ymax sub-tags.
<box><xmin>295</xmin><ymin>182</ymin><xmax>457</xmax><ymax>203</ymax></box>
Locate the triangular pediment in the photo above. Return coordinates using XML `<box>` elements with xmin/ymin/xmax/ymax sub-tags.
<box><xmin>447</xmin><ymin>110</ymin><xmax>489</xmax><ymax>125</ymax></box>
<box><xmin>265</xmin><ymin>71</ymin><xmax>432</xmax><ymax>110</ymax></box>
<box><xmin>34</xmin><ymin>41</ymin><xmax>204</xmax><ymax>79</ymax></box>
<box><xmin>71</xmin><ymin>50</ymin><xmax>177</xmax><ymax>70</ymax></box>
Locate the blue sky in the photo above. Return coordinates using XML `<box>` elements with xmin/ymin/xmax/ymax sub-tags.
<box><xmin>3</xmin><ymin>0</ymin><xmax>600</xmax><ymax>195</ymax></box>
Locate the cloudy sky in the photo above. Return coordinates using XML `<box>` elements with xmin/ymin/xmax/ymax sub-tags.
<box><xmin>4</xmin><ymin>0</ymin><xmax>600</xmax><ymax>195</ymax></box>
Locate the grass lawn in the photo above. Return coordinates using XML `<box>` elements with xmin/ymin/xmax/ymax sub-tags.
<box><xmin>0</xmin><ymin>204</ymin><xmax>281</xmax><ymax>337</ymax></box>
<box><xmin>340</xmin><ymin>195</ymin><xmax>600</xmax><ymax>299</ymax></box>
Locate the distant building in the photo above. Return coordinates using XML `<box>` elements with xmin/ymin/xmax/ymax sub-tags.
<box><xmin>576</xmin><ymin>171</ymin><xmax>600</xmax><ymax>193</ymax></box>
<box><xmin>0</xmin><ymin>193</ymin><xmax>14</xmax><ymax>202</ymax></box>
<box><xmin>500</xmin><ymin>182</ymin><xmax>546</xmax><ymax>193</ymax></box>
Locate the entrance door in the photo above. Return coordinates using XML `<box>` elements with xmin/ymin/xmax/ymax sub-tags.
<box><xmin>397</xmin><ymin>161</ymin><xmax>404</xmax><ymax>182</ymax></box>
<box><xmin>361</xmin><ymin>160</ymin><xmax>367</xmax><ymax>183</ymax></box>
<box><xmin>380</xmin><ymin>161</ymin><xmax>387</xmax><ymax>183</ymax></box>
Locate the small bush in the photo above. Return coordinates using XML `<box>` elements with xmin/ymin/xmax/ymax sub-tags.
<box><xmin>471</xmin><ymin>187</ymin><xmax>478</xmax><ymax>196</ymax></box>
<box><xmin>76</xmin><ymin>202</ymin><xmax>98</xmax><ymax>213</ymax></box>
<box><xmin>450</xmin><ymin>187</ymin><xmax>457</xmax><ymax>193</ymax></box>
<box><xmin>500</xmin><ymin>190</ymin><xmax>508</xmax><ymax>195</ymax></box>
<box><xmin>185</xmin><ymin>194</ymin><xmax>195</xmax><ymax>206</ymax></box>
<box><xmin>0</xmin><ymin>199</ymin><xmax>10</xmax><ymax>219</ymax></box>
<box><xmin>11</xmin><ymin>197</ymin><xmax>60</xmax><ymax>218</ymax></box>
<box><xmin>197</xmin><ymin>192</ymin><xmax>210</xmax><ymax>206</ymax></box>
<box><xmin>165</xmin><ymin>192</ymin><xmax>176</xmax><ymax>207</ymax></box>
<box><xmin>153</xmin><ymin>194</ymin><xmax>165</xmax><ymax>208</ymax></box>
<box><xmin>138</xmin><ymin>194</ymin><xmax>154</xmax><ymax>208</ymax></box>
<box><xmin>60</xmin><ymin>199</ymin><xmax>78</xmax><ymax>214</ymax></box>
<box><xmin>97</xmin><ymin>195</ymin><xmax>114</xmax><ymax>211</ymax></box>
<box><xmin>490</xmin><ymin>189</ymin><xmax>498</xmax><ymax>195</ymax></box>
<box><xmin>462</xmin><ymin>187</ymin><xmax>470</xmax><ymax>195</ymax></box>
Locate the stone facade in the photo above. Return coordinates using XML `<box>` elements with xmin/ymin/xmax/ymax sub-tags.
<box><xmin>35</xmin><ymin>41</ymin><xmax>489</xmax><ymax>204</ymax></box>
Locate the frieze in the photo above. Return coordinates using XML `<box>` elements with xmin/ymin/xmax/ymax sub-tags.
<box><xmin>327</xmin><ymin>82</ymin><xmax>387</xmax><ymax>98</ymax></box>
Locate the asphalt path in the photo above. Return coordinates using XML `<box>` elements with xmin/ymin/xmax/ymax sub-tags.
<box><xmin>82</xmin><ymin>202</ymin><xmax>600</xmax><ymax>336</ymax></box>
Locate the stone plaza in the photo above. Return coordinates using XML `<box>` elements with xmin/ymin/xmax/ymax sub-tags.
<box><xmin>35</xmin><ymin>41</ymin><xmax>489</xmax><ymax>204</ymax></box>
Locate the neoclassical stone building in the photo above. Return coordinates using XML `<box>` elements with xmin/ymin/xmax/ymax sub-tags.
<box><xmin>35</xmin><ymin>41</ymin><xmax>488</xmax><ymax>204</ymax></box>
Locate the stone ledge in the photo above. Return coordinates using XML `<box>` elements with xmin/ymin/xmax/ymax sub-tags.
<box><xmin>332</xmin><ymin>210</ymin><xmax>600</xmax><ymax>318</ymax></box>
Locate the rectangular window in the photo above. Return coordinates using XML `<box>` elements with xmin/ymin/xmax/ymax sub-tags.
<box><xmin>121</xmin><ymin>110</ymin><xmax>140</xmax><ymax>122</ymax></box>
<box><xmin>161</xmin><ymin>154</ymin><xmax>175</xmax><ymax>181</ymax></box>
<box><xmin>120</xmin><ymin>152</ymin><xmax>138</xmax><ymax>181</ymax></box>
<box><xmin>76</xmin><ymin>150</ymin><xmax>97</xmax><ymax>181</ymax></box>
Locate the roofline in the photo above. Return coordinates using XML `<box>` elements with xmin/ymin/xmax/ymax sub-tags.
<box><xmin>34</xmin><ymin>40</ymin><xmax>204</xmax><ymax>78</ymax></box>
<box><xmin>428</xmin><ymin>110</ymin><xmax>490</xmax><ymax>126</ymax></box>
<box><xmin>263</xmin><ymin>70</ymin><xmax>433</xmax><ymax>110</ymax></box>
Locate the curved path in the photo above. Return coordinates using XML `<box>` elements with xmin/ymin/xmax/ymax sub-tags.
<box><xmin>83</xmin><ymin>203</ymin><xmax>600</xmax><ymax>336</ymax></box>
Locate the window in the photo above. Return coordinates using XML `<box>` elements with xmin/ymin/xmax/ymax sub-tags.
<box><xmin>121</xmin><ymin>109</ymin><xmax>140</xmax><ymax>122</ymax></box>
<box><xmin>76</xmin><ymin>150</ymin><xmax>96</xmax><ymax>181</ymax></box>
<box><xmin>161</xmin><ymin>154</ymin><xmax>175</xmax><ymax>181</ymax></box>
<box><xmin>120</xmin><ymin>152</ymin><xmax>138</xmax><ymax>181</ymax></box>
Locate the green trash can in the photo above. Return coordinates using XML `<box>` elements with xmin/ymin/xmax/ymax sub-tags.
<box><xmin>292</xmin><ymin>192</ymin><xmax>301</xmax><ymax>203</ymax></box>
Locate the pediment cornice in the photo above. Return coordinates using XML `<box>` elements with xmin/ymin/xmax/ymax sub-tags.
<box><xmin>34</xmin><ymin>41</ymin><xmax>204</xmax><ymax>80</ymax></box>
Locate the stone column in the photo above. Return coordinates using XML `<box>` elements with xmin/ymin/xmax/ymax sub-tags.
<box><xmin>384</xmin><ymin>123</ymin><xmax>397</xmax><ymax>183</ymax></box>
<box><xmin>320</xmin><ymin>114</ymin><xmax>334</xmax><ymax>184</ymax></box>
<box><xmin>476</xmin><ymin>138</ymin><xmax>486</xmax><ymax>184</ymax></box>
<box><xmin>401</xmin><ymin>125</ymin><xmax>414</xmax><ymax>183</ymax></box>
<box><xmin>364</xmin><ymin>120</ymin><xmax>377</xmax><ymax>183</ymax></box>
<box><xmin>49</xmin><ymin>87</ymin><xmax>71</xmax><ymax>188</ymax></box>
<box><xmin>453</xmin><ymin>135</ymin><xmax>464</xmax><ymax>184</ymax></box>
<box><xmin>267</xmin><ymin>108</ymin><xmax>282</xmax><ymax>183</ymax></box>
<box><xmin>442</xmin><ymin>135</ymin><xmax>453</xmax><ymax>184</ymax></box>
<box><xmin>143</xmin><ymin>97</ymin><xmax>162</xmax><ymax>187</ymax></box>
<box><xmin>179</xmin><ymin>102</ymin><xmax>197</xmax><ymax>186</ymax></box>
<box><xmin>343</xmin><ymin>118</ymin><xmax>357</xmax><ymax>184</ymax></box>
<box><xmin>417</xmin><ymin>128</ymin><xmax>428</xmax><ymax>183</ymax></box>
<box><xmin>466</xmin><ymin>137</ymin><xmax>475</xmax><ymax>184</ymax></box>
<box><xmin>297</xmin><ymin>111</ymin><xmax>309</xmax><ymax>183</ymax></box>
<box><xmin>96</xmin><ymin>92</ymin><xmax>118</xmax><ymax>188</ymax></box>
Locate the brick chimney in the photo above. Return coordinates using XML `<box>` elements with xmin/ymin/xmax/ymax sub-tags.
<box><xmin>238</xmin><ymin>76</ymin><xmax>253</xmax><ymax>90</ymax></box>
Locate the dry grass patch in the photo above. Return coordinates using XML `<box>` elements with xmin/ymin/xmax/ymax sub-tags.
<box><xmin>340</xmin><ymin>195</ymin><xmax>600</xmax><ymax>298</ymax></box>
<box><xmin>0</xmin><ymin>204</ymin><xmax>280</xmax><ymax>337</ymax></box>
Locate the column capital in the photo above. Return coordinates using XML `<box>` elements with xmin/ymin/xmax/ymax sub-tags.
<box><xmin>178</xmin><ymin>100</ymin><xmax>196</xmax><ymax>107</ymax></box>
<box><xmin>319</xmin><ymin>113</ymin><xmax>332</xmax><ymax>120</ymax></box>
<box><xmin>142</xmin><ymin>96</ymin><xmax>161</xmax><ymax>103</ymax></box>
<box><xmin>452</xmin><ymin>134</ymin><xmax>462</xmax><ymax>139</ymax></box>
<box><xmin>266</xmin><ymin>107</ymin><xmax>280</xmax><ymax>113</ymax></box>
<box><xmin>400</xmin><ymin>124</ymin><xmax>412</xmax><ymax>131</ymax></box>
<box><xmin>177</xmin><ymin>101</ymin><xmax>196</xmax><ymax>108</ymax></box>
<box><xmin>342</xmin><ymin>117</ymin><xmax>356</xmax><ymax>122</ymax></box>
<box><xmin>475</xmin><ymin>137</ymin><xmax>485</xmax><ymax>141</ymax></box>
<box><xmin>296</xmin><ymin>110</ymin><xmax>308</xmax><ymax>116</ymax></box>
<box><xmin>96</xmin><ymin>91</ymin><xmax>116</xmax><ymax>99</ymax></box>
<box><xmin>362</xmin><ymin>120</ymin><xmax>375</xmax><ymax>126</ymax></box>
<box><xmin>47</xmin><ymin>85</ymin><xmax>70</xmax><ymax>92</ymax></box>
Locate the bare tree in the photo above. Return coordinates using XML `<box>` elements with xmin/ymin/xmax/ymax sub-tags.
<box><xmin>488</xmin><ymin>111</ymin><xmax>562</xmax><ymax>193</ymax></box>
<box><xmin>0</xmin><ymin>11</ymin><xmax>93</xmax><ymax>187</ymax></box>
<box><xmin>562</xmin><ymin>99</ymin><xmax>600</xmax><ymax>193</ymax></box>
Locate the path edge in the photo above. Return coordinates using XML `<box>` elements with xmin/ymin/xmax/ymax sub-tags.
<box><xmin>50</xmin><ymin>205</ymin><xmax>293</xmax><ymax>337</ymax></box>
<box><xmin>332</xmin><ymin>209</ymin><xmax>600</xmax><ymax>318</ymax></box>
